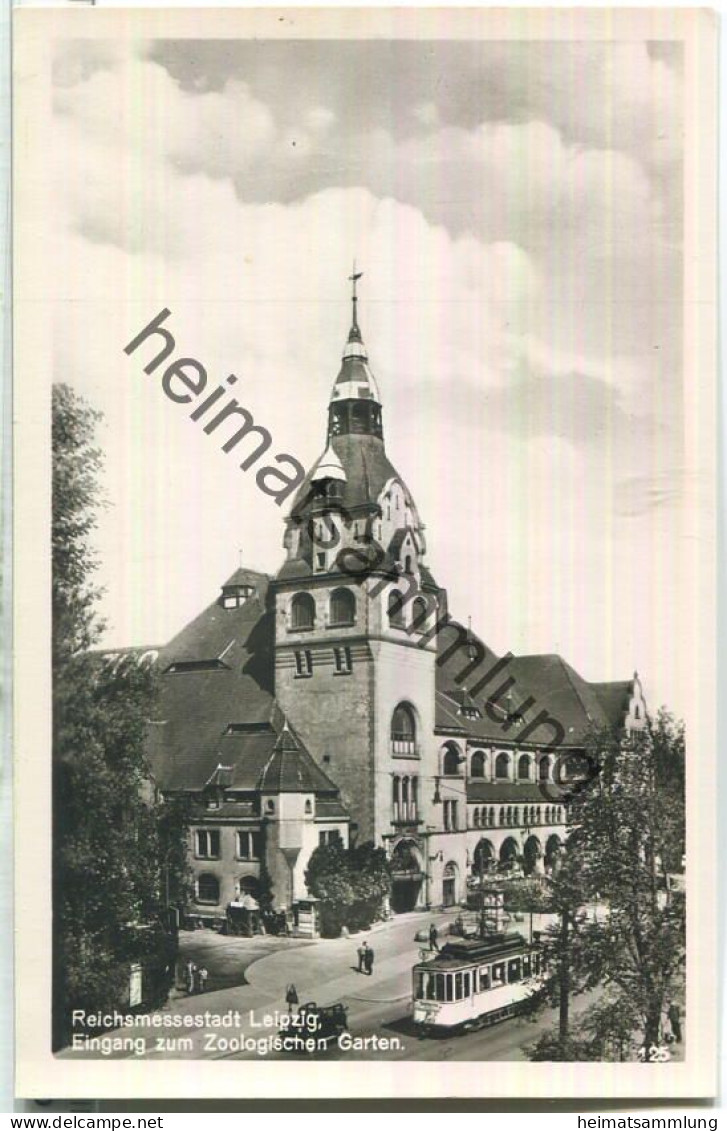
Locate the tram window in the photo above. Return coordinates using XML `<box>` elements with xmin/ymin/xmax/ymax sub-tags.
<box><xmin>454</xmin><ymin>972</ymin><xmax>463</xmax><ymax>1000</ymax></box>
<box><xmin>415</xmin><ymin>972</ymin><xmax>424</xmax><ymax>998</ymax></box>
<box><xmin>463</xmin><ymin>971</ymin><xmax>471</xmax><ymax>997</ymax></box>
<box><xmin>508</xmin><ymin>958</ymin><xmax>522</xmax><ymax>983</ymax></box>
<box><xmin>522</xmin><ymin>955</ymin><xmax>532</xmax><ymax>978</ymax></box>
<box><xmin>445</xmin><ymin>974</ymin><xmax>454</xmax><ymax>1002</ymax></box>
<box><xmin>479</xmin><ymin>966</ymin><xmax>491</xmax><ymax>991</ymax></box>
<box><xmin>492</xmin><ymin>963</ymin><xmax>505</xmax><ymax>986</ymax></box>
<box><xmin>433</xmin><ymin>973</ymin><xmax>444</xmax><ymax>1001</ymax></box>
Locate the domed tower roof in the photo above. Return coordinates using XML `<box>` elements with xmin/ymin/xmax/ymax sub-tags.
<box><xmin>279</xmin><ymin>273</ymin><xmax>429</xmax><ymax>582</ymax></box>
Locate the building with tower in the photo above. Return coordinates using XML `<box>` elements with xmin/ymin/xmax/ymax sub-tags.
<box><xmin>116</xmin><ymin>281</ymin><xmax>646</xmax><ymax>928</ymax></box>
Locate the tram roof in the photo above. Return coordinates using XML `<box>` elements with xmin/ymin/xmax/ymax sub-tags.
<box><xmin>415</xmin><ymin>931</ymin><xmax>531</xmax><ymax>969</ymax></box>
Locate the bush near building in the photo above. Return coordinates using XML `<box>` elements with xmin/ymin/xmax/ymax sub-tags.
<box><xmin>305</xmin><ymin>841</ymin><xmax>391</xmax><ymax>937</ymax></box>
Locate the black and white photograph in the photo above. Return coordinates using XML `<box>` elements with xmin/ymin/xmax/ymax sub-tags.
<box><xmin>13</xmin><ymin>7</ymin><xmax>716</xmax><ymax>1102</ymax></box>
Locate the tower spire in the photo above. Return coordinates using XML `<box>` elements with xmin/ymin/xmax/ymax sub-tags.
<box><xmin>348</xmin><ymin>260</ymin><xmax>363</xmax><ymax>342</ymax></box>
<box><xmin>327</xmin><ymin>269</ymin><xmax>383</xmax><ymax>442</ymax></box>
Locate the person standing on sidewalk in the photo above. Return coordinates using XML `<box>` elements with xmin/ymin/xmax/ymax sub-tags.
<box><xmin>429</xmin><ymin>923</ymin><xmax>439</xmax><ymax>952</ymax></box>
<box><xmin>357</xmin><ymin>942</ymin><xmax>368</xmax><ymax>973</ymax></box>
<box><xmin>285</xmin><ymin>983</ymin><xmax>299</xmax><ymax>1014</ymax></box>
<box><xmin>198</xmin><ymin>967</ymin><xmax>208</xmax><ymax>994</ymax></box>
<box><xmin>364</xmin><ymin>945</ymin><xmax>375</xmax><ymax>976</ymax></box>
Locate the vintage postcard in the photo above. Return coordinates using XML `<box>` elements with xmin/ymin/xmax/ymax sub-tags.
<box><xmin>13</xmin><ymin>7</ymin><xmax>717</xmax><ymax>1102</ymax></box>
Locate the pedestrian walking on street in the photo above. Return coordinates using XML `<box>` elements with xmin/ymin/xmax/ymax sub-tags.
<box><xmin>667</xmin><ymin>1001</ymin><xmax>682</xmax><ymax>1043</ymax></box>
<box><xmin>285</xmin><ymin>983</ymin><xmax>299</xmax><ymax>1014</ymax></box>
<box><xmin>198</xmin><ymin>967</ymin><xmax>208</xmax><ymax>994</ymax></box>
<box><xmin>357</xmin><ymin>942</ymin><xmax>368</xmax><ymax>973</ymax></box>
<box><xmin>364</xmin><ymin>945</ymin><xmax>375</xmax><ymax>976</ymax></box>
<box><xmin>429</xmin><ymin>923</ymin><xmax>439</xmax><ymax>952</ymax></box>
<box><xmin>186</xmin><ymin>961</ymin><xmax>197</xmax><ymax>995</ymax></box>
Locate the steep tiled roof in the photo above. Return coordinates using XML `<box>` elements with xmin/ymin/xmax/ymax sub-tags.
<box><xmin>435</xmin><ymin>625</ymin><xmax>633</xmax><ymax>747</ymax></box>
<box><xmin>590</xmin><ymin>680</ymin><xmax>632</xmax><ymax>723</ymax></box>
<box><xmin>257</xmin><ymin>721</ymin><xmax>339</xmax><ymax>794</ymax></box>
<box><xmin>146</xmin><ymin>573</ymin><xmax>342</xmax><ymax>805</ymax></box>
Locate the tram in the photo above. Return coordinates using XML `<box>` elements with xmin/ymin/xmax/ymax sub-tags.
<box><xmin>412</xmin><ymin>930</ymin><xmax>547</xmax><ymax>1033</ymax></box>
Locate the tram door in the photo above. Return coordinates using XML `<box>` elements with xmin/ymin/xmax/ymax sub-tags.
<box><xmin>442</xmin><ymin>861</ymin><xmax>457</xmax><ymax>907</ymax></box>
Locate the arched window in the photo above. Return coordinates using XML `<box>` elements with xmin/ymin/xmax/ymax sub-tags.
<box><xmin>471</xmin><ymin>750</ymin><xmax>486</xmax><ymax>778</ymax></box>
<box><xmin>518</xmin><ymin>754</ymin><xmax>531</xmax><ymax>781</ymax></box>
<box><xmin>197</xmin><ymin>874</ymin><xmax>220</xmax><ymax>904</ymax></box>
<box><xmin>239</xmin><ymin>875</ymin><xmax>260</xmax><ymax>899</ymax></box>
<box><xmin>304</xmin><ymin>799</ymin><xmax>313</xmax><ymax>815</ymax></box>
<box><xmin>473</xmin><ymin>808</ymin><xmax>479</xmax><ymax>828</ymax></box>
<box><xmin>442</xmin><ymin>744</ymin><xmax>462</xmax><ymax>776</ymax></box>
<box><xmin>499</xmin><ymin>807</ymin><xmax>505</xmax><ymax>826</ymax></box>
<box><xmin>412</xmin><ymin>596</ymin><xmax>428</xmax><ymax>631</ymax></box>
<box><xmin>291</xmin><ymin>592</ymin><xmax>315</xmax><ymax>630</ymax></box>
<box><xmin>495</xmin><ymin>752</ymin><xmax>510</xmax><ymax>780</ymax></box>
<box><xmin>388</xmin><ymin>589</ymin><xmax>405</xmax><ymax>629</ymax></box>
<box><xmin>330</xmin><ymin>588</ymin><xmax>355</xmax><ymax>627</ymax></box>
<box><xmin>489</xmin><ymin>807</ymin><xmax>495</xmax><ymax>827</ymax></box>
<box><xmin>404</xmin><ymin>555</ymin><xmax>413</xmax><ymax>574</ymax></box>
<box><xmin>539</xmin><ymin>756</ymin><xmax>551</xmax><ymax>782</ymax></box>
<box><xmin>391</xmin><ymin>703</ymin><xmax>417</xmax><ymax>755</ymax></box>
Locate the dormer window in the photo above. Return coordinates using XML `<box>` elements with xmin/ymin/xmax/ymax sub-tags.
<box><xmin>222</xmin><ymin>585</ymin><xmax>254</xmax><ymax>609</ymax></box>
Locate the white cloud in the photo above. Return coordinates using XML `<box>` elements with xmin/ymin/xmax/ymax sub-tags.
<box><xmin>44</xmin><ymin>39</ymin><xmax>689</xmax><ymax>718</ymax></box>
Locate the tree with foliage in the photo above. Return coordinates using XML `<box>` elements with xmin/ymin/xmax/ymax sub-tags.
<box><xmin>524</xmin><ymin>714</ymin><xmax>686</xmax><ymax>1061</ymax></box>
<box><xmin>305</xmin><ymin>840</ymin><xmax>391</xmax><ymax>936</ymax></box>
<box><xmin>52</xmin><ymin>384</ymin><xmax>190</xmax><ymax>1049</ymax></box>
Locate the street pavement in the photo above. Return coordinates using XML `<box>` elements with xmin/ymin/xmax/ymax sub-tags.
<box><xmin>62</xmin><ymin>908</ymin><xmax>563</xmax><ymax>1062</ymax></box>
<box><xmin>62</xmin><ymin>907</ymin><xmax>684</xmax><ymax>1064</ymax></box>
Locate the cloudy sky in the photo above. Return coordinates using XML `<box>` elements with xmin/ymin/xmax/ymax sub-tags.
<box><xmin>50</xmin><ymin>35</ymin><xmax>689</xmax><ymax>715</ymax></box>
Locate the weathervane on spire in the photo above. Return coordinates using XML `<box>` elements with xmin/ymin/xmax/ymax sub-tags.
<box><xmin>349</xmin><ymin>260</ymin><xmax>363</xmax><ymax>334</ymax></box>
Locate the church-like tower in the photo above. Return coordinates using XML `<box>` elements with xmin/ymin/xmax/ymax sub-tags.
<box><xmin>272</xmin><ymin>277</ymin><xmax>441</xmax><ymax>876</ymax></box>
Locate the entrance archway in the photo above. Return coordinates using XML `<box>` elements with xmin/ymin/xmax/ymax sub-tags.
<box><xmin>499</xmin><ymin>836</ymin><xmax>519</xmax><ymax>872</ymax></box>
<box><xmin>545</xmin><ymin>834</ymin><xmax>562</xmax><ymax>874</ymax></box>
<box><xmin>389</xmin><ymin>838</ymin><xmax>424</xmax><ymax>913</ymax></box>
<box><xmin>523</xmin><ymin>835</ymin><xmax>543</xmax><ymax>876</ymax></box>
<box><xmin>442</xmin><ymin>861</ymin><xmax>459</xmax><ymax>907</ymax></box>
<box><xmin>472</xmin><ymin>839</ymin><xmax>496</xmax><ymax>881</ymax></box>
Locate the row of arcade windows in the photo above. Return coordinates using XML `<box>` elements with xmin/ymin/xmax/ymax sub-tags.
<box><xmin>442</xmin><ymin>747</ymin><xmax>554</xmax><ymax>782</ymax></box>
<box><xmin>415</xmin><ymin>953</ymin><xmax>543</xmax><ymax>1002</ymax></box>
<box><xmin>294</xmin><ymin>647</ymin><xmax>352</xmax><ymax>677</ymax></box>
<box><xmin>471</xmin><ymin>805</ymin><xmax>565</xmax><ymax>829</ymax></box>
<box><xmin>290</xmin><ymin>589</ymin><xmax>355</xmax><ymax>631</ymax></box>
